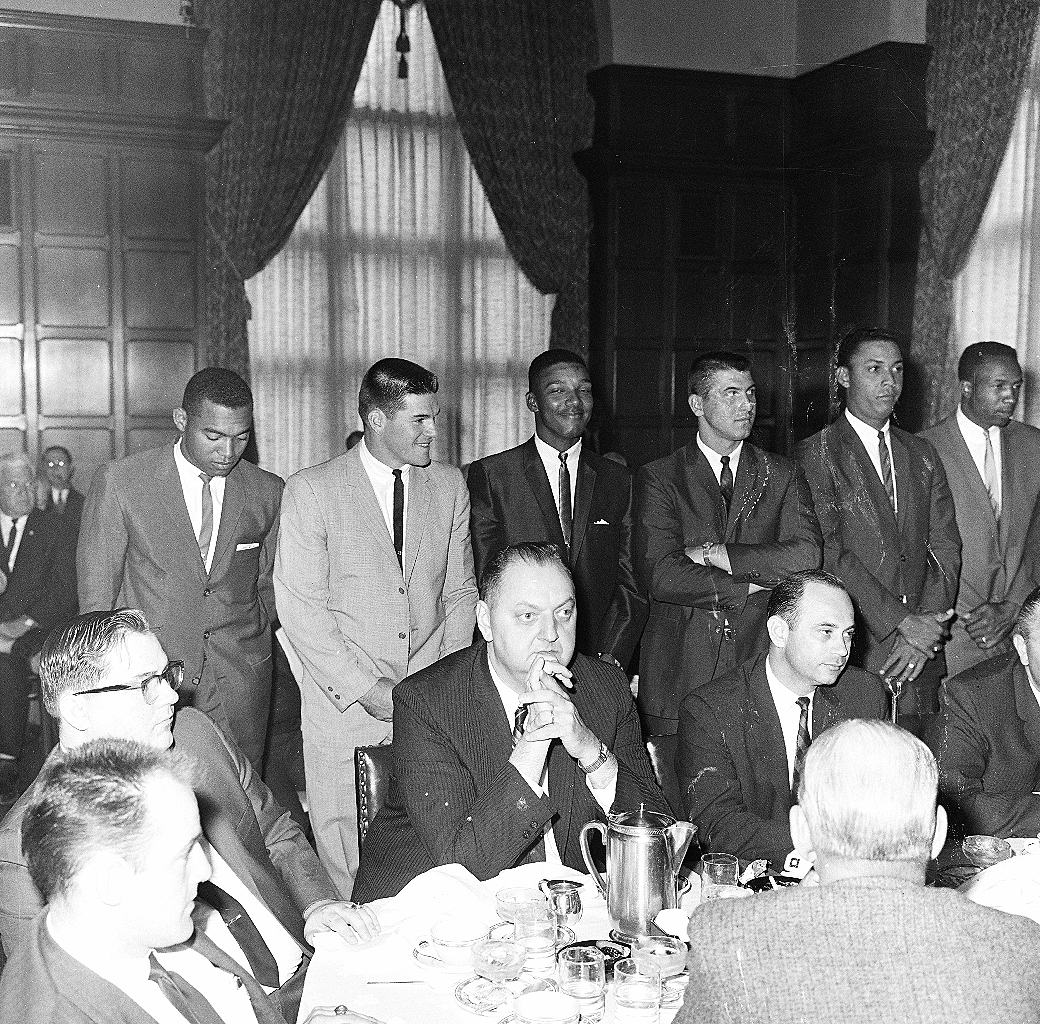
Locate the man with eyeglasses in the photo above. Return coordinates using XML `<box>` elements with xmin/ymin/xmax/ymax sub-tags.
<box><xmin>0</xmin><ymin>451</ymin><xmax>77</xmax><ymax>801</ymax></box>
<box><xmin>0</xmin><ymin>609</ymin><xmax>379</xmax><ymax>1022</ymax></box>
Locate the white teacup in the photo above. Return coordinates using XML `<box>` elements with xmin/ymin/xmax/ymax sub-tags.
<box><xmin>428</xmin><ymin>918</ymin><xmax>488</xmax><ymax>966</ymax></box>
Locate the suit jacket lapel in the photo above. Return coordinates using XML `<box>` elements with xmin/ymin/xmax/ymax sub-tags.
<box><xmin>812</xmin><ymin>683</ymin><xmax>843</xmax><ymax>737</ymax></box>
<box><xmin>836</xmin><ymin>417</ymin><xmax>898</xmax><ymax>532</ymax></box>
<box><xmin>209</xmin><ymin>466</ymin><xmax>246</xmax><ymax>577</ymax></box>
<box><xmin>405</xmin><ymin>469</ymin><xmax>431</xmax><ymax>583</ymax></box>
<box><xmin>570</xmin><ymin>457</ymin><xmax>595</xmax><ymax>564</ymax></box>
<box><xmin>684</xmin><ymin>445</ymin><xmax>727</xmax><ymax>535</ymax></box>
<box><xmin>522</xmin><ymin>438</ymin><xmax>567</xmax><ymax>550</ymax></box>
<box><xmin>746</xmin><ymin>659</ymin><xmax>791</xmax><ymax>805</ymax></box>
<box><xmin>725</xmin><ymin>445</ymin><xmax>759</xmax><ymax>539</ymax></box>
<box><xmin>346</xmin><ymin>451</ymin><xmax>399</xmax><ymax>565</ymax></box>
<box><xmin>472</xmin><ymin>647</ymin><xmax>514</xmax><ymax>772</ymax></box>
<box><xmin>158</xmin><ymin>447</ymin><xmax>208</xmax><ymax>584</ymax></box>
<box><xmin>889</xmin><ymin>430</ymin><xmax>917</xmax><ymax>535</ymax></box>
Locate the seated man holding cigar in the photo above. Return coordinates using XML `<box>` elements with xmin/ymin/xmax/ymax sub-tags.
<box><xmin>352</xmin><ymin>542</ymin><xmax>668</xmax><ymax>902</ymax></box>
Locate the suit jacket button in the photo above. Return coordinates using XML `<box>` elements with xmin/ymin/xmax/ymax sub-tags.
<box><xmin>399</xmin><ymin>631</ymin><xmax>407</xmax><ymax>640</ymax></box>
<box><xmin>900</xmin><ymin>555</ymin><xmax>907</xmax><ymax>562</ymax></box>
<box><xmin>203</xmin><ymin>630</ymin><xmax>211</xmax><ymax>639</ymax></box>
<box><xmin>204</xmin><ymin>588</ymin><xmax>213</xmax><ymax>596</ymax></box>
<box><xmin>521</xmin><ymin>831</ymin><xmax>529</xmax><ymax>839</ymax></box>
<box><xmin>334</xmin><ymin>694</ymin><xmax>340</xmax><ymax>700</ymax></box>
<box><xmin>399</xmin><ymin>587</ymin><xmax>405</xmax><ymax>595</ymax></box>
<box><xmin>530</xmin><ymin>820</ymin><xmax>539</xmax><ymax>828</ymax></box>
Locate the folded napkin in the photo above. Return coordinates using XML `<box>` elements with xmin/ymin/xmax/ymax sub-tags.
<box><xmin>962</xmin><ymin>853</ymin><xmax>1040</xmax><ymax>925</ymax></box>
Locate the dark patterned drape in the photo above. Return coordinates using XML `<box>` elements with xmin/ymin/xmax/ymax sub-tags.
<box><xmin>199</xmin><ymin>0</ymin><xmax>382</xmax><ymax>377</ymax></box>
<box><xmin>912</xmin><ymin>0</ymin><xmax>1040</xmax><ymax>425</ymax></box>
<box><xmin>426</xmin><ymin>0</ymin><xmax>597</xmax><ymax>356</ymax></box>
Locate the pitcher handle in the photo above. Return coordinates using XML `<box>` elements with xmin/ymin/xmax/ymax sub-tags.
<box><xmin>579</xmin><ymin>820</ymin><xmax>608</xmax><ymax>897</ymax></box>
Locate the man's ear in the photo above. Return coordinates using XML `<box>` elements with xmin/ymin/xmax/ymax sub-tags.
<box><xmin>835</xmin><ymin>365</ymin><xmax>850</xmax><ymax>391</ymax></box>
<box><xmin>56</xmin><ymin>691</ymin><xmax>90</xmax><ymax>738</ymax></box>
<box><xmin>172</xmin><ymin>408</ymin><xmax>188</xmax><ymax>433</ymax></box>
<box><xmin>525</xmin><ymin>391</ymin><xmax>538</xmax><ymax>414</ymax></box>
<box><xmin>766</xmin><ymin>614</ymin><xmax>789</xmax><ymax>650</ymax></box>
<box><xmin>476</xmin><ymin>600</ymin><xmax>493</xmax><ymax>643</ymax></box>
<box><xmin>91</xmin><ymin>853</ymin><xmax>132</xmax><ymax>909</ymax></box>
<box><xmin>366</xmin><ymin>408</ymin><xmax>386</xmax><ymax>434</ymax></box>
<box><xmin>688</xmin><ymin>393</ymin><xmax>703</xmax><ymax>417</ymax></box>
<box><xmin>931</xmin><ymin>805</ymin><xmax>949</xmax><ymax>861</ymax></box>
<box><xmin>1013</xmin><ymin>631</ymin><xmax>1029</xmax><ymax>668</ymax></box>
<box><xmin>790</xmin><ymin>804</ymin><xmax>814</xmax><ymax>858</ymax></box>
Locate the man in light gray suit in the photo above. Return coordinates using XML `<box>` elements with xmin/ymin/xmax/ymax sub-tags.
<box><xmin>921</xmin><ymin>342</ymin><xmax>1040</xmax><ymax>677</ymax></box>
<box><xmin>275</xmin><ymin>358</ymin><xmax>477</xmax><ymax>897</ymax></box>
<box><xmin>677</xmin><ymin>719</ymin><xmax>1040</xmax><ymax>1024</ymax></box>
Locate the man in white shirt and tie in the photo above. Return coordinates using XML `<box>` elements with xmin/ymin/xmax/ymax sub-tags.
<box><xmin>921</xmin><ymin>342</ymin><xmax>1040</xmax><ymax>676</ymax></box>
<box><xmin>40</xmin><ymin>446</ymin><xmax>85</xmax><ymax>532</ymax></box>
<box><xmin>275</xmin><ymin>358</ymin><xmax>477</xmax><ymax>898</ymax></box>
<box><xmin>796</xmin><ymin>328</ymin><xmax>961</xmax><ymax>737</ymax></box>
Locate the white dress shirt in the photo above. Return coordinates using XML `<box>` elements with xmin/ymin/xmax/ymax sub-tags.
<box><xmin>0</xmin><ymin>512</ymin><xmax>26</xmax><ymax>568</ymax></box>
<box><xmin>956</xmin><ymin>406</ymin><xmax>1003</xmax><ymax>510</ymax></box>
<box><xmin>489</xmin><ymin>654</ymin><xmax>616</xmax><ymax>864</ymax></box>
<box><xmin>51</xmin><ymin>488</ymin><xmax>69</xmax><ymax>509</ymax></box>
<box><xmin>844</xmin><ymin>409</ymin><xmax>897</xmax><ymax>514</ymax></box>
<box><xmin>173</xmin><ymin>441</ymin><xmax>227</xmax><ymax>573</ymax></box>
<box><xmin>46</xmin><ymin>912</ymin><xmax>260</xmax><ymax>1024</ymax></box>
<box><xmin>765</xmin><ymin>656</ymin><xmax>814</xmax><ymax>788</ymax></box>
<box><xmin>696</xmin><ymin>433</ymin><xmax>743</xmax><ymax>485</ymax></box>
<box><xmin>195</xmin><ymin>844</ymin><xmax>303</xmax><ymax>990</ymax></box>
<box><xmin>358</xmin><ymin>438</ymin><xmax>409</xmax><ymax>560</ymax></box>
<box><xmin>534</xmin><ymin>434</ymin><xmax>580</xmax><ymax>517</ymax></box>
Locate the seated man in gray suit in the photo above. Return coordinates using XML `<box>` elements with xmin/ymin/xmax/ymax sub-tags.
<box><xmin>677</xmin><ymin>570</ymin><xmax>887</xmax><ymax>866</ymax></box>
<box><xmin>0</xmin><ymin>739</ymin><xmax>369</xmax><ymax>1024</ymax></box>
<box><xmin>0</xmin><ymin>610</ymin><xmax>376</xmax><ymax>1022</ymax></box>
<box><xmin>933</xmin><ymin>587</ymin><xmax>1040</xmax><ymax>840</ymax></box>
<box><xmin>921</xmin><ymin>342</ymin><xmax>1040</xmax><ymax>677</ymax></box>
<box><xmin>677</xmin><ymin>720</ymin><xmax>1040</xmax><ymax>1024</ymax></box>
<box><xmin>352</xmin><ymin>542</ymin><xmax>668</xmax><ymax>902</ymax></box>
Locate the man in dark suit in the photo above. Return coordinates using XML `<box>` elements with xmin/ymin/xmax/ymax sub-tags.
<box><xmin>920</xmin><ymin>343</ymin><xmax>1040</xmax><ymax>677</ymax></box>
<box><xmin>468</xmin><ymin>349</ymin><xmax>646</xmax><ymax>668</ymax></box>
<box><xmin>677</xmin><ymin>719</ymin><xmax>1040</xmax><ymax>1024</ymax></box>
<box><xmin>678</xmin><ymin>570</ymin><xmax>887</xmax><ymax>866</ymax></box>
<box><xmin>796</xmin><ymin>327</ymin><xmax>961</xmax><ymax>736</ymax></box>
<box><xmin>78</xmin><ymin>367</ymin><xmax>282</xmax><ymax>768</ymax></box>
<box><xmin>0</xmin><ymin>610</ymin><xmax>377</xmax><ymax>1021</ymax></box>
<box><xmin>39</xmin><ymin>446</ymin><xmax>85</xmax><ymax>536</ymax></box>
<box><xmin>932</xmin><ymin>587</ymin><xmax>1040</xmax><ymax>840</ymax></box>
<box><xmin>0</xmin><ymin>452</ymin><xmax>77</xmax><ymax>799</ymax></box>
<box><xmin>0</xmin><ymin>738</ymin><xmax>294</xmax><ymax>1024</ymax></box>
<box><xmin>634</xmin><ymin>351</ymin><xmax>822</xmax><ymax>736</ymax></box>
<box><xmin>352</xmin><ymin>542</ymin><xmax>668</xmax><ymax>902</ymax></box>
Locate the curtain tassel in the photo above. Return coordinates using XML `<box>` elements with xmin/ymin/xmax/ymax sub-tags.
<box><xmin>392</xmin><ymin>1</ymin><xmax>418</xmax><ymax>79</ymax></box>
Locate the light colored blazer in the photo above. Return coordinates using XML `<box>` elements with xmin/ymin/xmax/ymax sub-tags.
<box><xmin>273</xmin><ymin>447</ymin><xmax>477</xmax><ymax>716</ymax></box>
<box><xmin>920</xmin><ymin>416</ymin><xmax>1040</xmax><ymax>674</ymax></box>
<box><xmin>77</xmin><ymin>445</ymin><xmax>283</xmax><ymax>766</ymax></box>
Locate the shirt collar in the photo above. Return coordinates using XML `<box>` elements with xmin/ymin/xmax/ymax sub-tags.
<box><xmin>0</xmin><ymin>511</ymin><xmax>24</xmax><ymax>532</ymax></box>
<box><xmin>534</xmin><ymin>433</ymin><xmax>581</xmax><ymax>466</ymax></box>
<box><xmin>359</xmin><ymin>437</ymin><xmax>410</xmax><ymax>481</ymax></box>
<box><xmin>172</xmin><ymin>439</ymin><xmax>227</xmax><ymax>495</ymax></box>
<box><xmin>487</xmin><ymin>650</ymin><xmax>521</xmax><ymax>720</ymax></box>
<box><xmin>765</xmin><ymin>654</ymin><xmax>815</xmax><ymax>711</ymax></box>
<box><xmin>844</xmin><ymin>407</ymin><xmax>890</xmax><ymax>443</ymax></box>
<box><xmin>46</xmin><ymin>911</ymin><xmax>152</xmax><ymax>985</ymax></box>
<box><xmin>956</xmin><ymin>405</ymin><xmax>998</xmax><ymax>443</ymax></box>
<box><xmin>696</xmin><ymin>433</ymin><xmax>743</xmax><ymax>472</ymax></box>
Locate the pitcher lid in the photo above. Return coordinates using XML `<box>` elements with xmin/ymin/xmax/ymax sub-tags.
<box><xmin>608</xmin><ymin>805</ymin><xmax>675</xmax><ymax>836</ymax></box>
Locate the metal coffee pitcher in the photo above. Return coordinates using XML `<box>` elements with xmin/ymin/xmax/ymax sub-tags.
<box><xmin>579</xmin><ymin>807</ymin><xmax>696</xmax><ymax>940</ymax></box>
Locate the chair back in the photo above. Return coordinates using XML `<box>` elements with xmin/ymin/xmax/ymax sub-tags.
<box><xmin>355</xmin><ymin>743</ymin><xmax>393</xmax><ymax>848</ymax></box>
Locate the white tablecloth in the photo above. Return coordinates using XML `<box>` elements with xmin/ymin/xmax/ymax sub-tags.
<box><xmin>300</xmin><ymin>862</ymin><xmax>683</xmax><ymax>1024</ymax></box>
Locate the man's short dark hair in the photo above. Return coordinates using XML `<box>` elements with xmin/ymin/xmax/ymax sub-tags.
<box><xmin>957</xmin><ymin>342</ymin><xmax>1020</xmax><ymax>382</ymax></box>
<box><xmin>21</xmin><ymin>738</ymin><xmax>192</xmax><ymax>902</ymax></box>
<box><xmin>39</xmin><ymin>609</ymin><xmax>153</xmax><ymax>716</ymax></box>
<box><xmin>478</xmin><ymin>542</ymin><xmax>570</xmax><ymax>607</ymax></box>
<box><xmin>767</xmin><ymin>569</ymin><xmax>849</xmax><ymax>625</ymax></box>
<box><xmin>528</xmin><ymin>349</ymin><xmax>589</xmax><ymax>394</ymax></box>
<box><xmin>358</xmin><ymin>358</ymin><xmax>439</xmax><ymax>422</ymax></box>
<box><xmin>182</xmin><ymin>367</ymin><xmax>253</xmax><ymax>415</ymax></box>
<box><xmin>687</xmin><ymin>351</ymin><xmax>752</xmax><ymax>398</ymax></box>
<box><xmin>43</xmin><ymin>445</ymin><xmax>71</xmax><ymax>463</ymax></box>
<box><xmin>1015</xmin><ymin>586</ymin><xmax>1040</xmax><ymax>642</ymax></box>
<box><xmin>835</xmin><ymin>326</ymin><xmax>903</xmax><ymax>371</ymax></box>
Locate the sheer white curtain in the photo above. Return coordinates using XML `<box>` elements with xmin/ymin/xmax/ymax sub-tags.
<box><xmin>953</xmin><ymin>26</ymin><xmax>1040</xmax><ymax>424</ymax></box>
<box><xmin>246</xmin><ymin>2</ymin><xmax>553</xmax><ymax>479</ymax></box>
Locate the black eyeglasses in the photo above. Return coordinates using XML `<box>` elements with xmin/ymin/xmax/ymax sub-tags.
<box><xmin>73</xmin><ymin>662</ymin><xmax>184</xmax><ymax>704</ymax></box>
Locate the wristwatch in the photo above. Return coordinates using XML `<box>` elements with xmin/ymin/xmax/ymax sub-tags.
<box><xmin>579</xmin><ymin>741</ymin><xmax>610</xmax><ymax>774</ymax></box>
<box><xmin>702</xmin><ymin>540</ymin><xmax>713</xmax><ymax>566</ymax></box>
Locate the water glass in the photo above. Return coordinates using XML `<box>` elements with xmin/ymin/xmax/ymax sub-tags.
<box><xmin>557</xmin><ymin>946</ymin><xmax>606</xmax><ymax>1021</ymax></box>
<box><xmin>613</xmin><ymin>956</ymin><xmax>662</xmax><ymax>1022</ymax></box>
<box><xmin>700</xmin><ymin>852</ymin><xmax>740</xmax><ymax>902</ymax></box>
<box><xmin>514</xmin><ymin>901</ymin><xmax>558</xmax><ymax>977</ymax></box>
<box><xmin>471</xmin><ymin>937</ymin><xmax>526</xmax><ymax>982</ymax></box>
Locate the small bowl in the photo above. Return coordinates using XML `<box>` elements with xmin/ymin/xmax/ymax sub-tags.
<box><xmin>962</xmin><ymin>834</ymin><xmax>1013</xmax><ymax>868</ymax></box>
<box><xmin>513</xmin><ymin>990</ymin><xmax>580</xmax><ymax>1024</ymax></box>
<box><xmin>557</xmin><ymin>938</ymin><xmax>630</xmax><ymax>979</ymax></box>
<box><xmin>496</xmin><ymin>886</ymin><xmax>547</xmax><ymax>923</ymax></box>
<box><xmin>429</xmin><ymin>918</ymin><xmax>489</xmax><ymax>966</ymax></box>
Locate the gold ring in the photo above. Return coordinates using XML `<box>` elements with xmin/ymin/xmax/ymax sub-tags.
<box><xmin>335</xmin><ymin>1007</ymin><xmax>350</xmax><ymax>1016</ymax></box>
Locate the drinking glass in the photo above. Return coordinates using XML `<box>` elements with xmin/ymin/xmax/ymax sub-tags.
<box><xmin>496</xmin><ymin>886</ymin><xmax>547</xmax><ymax>923</ymax></box>
<box><xmin>557</xmin><ymin>946</ymin><xmax>606</xmax><ymax>1021</ymax></box>
<box><xmin>514</xmin><ymin>901</ymin><xmax>558</xmax><ymax>977</ymax></box>
<box><xmin>613</xmin><ymin>957</ymin><xmax>662</xmax><ymax>1022</ymax></box>
<box><xmin>471</xmin><ymin>938</ymin><xmax>526</xmax><ymax>982</ymax></box>
<box><xmin>513</xmin><ymin>991</ymin><xmax>581</xmax><ymax>1024</ymax></box>
<box><xmin>700</xmin><ymin>852</ymin><xmax>740</xmax><ymax>902</ymax></box>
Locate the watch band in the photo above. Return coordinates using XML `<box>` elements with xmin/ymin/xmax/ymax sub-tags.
<box><xmin>579</xmin><ymin>741</ymin><xmax>610</xmax><ymax>775</ymax></box>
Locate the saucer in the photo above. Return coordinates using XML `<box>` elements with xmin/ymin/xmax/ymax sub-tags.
<box><xmin>454</xmin><ymin>975</ymin><xmax>558</xmax><ymax>1016</ymax></box>
<box><xmin>487</xmin><ymin>922</ymin><xmax>576</xmax><ymax>948</ymax></box>
<box><xmin>413</xmin><ymin>939</ymin><xmax>477</xmax><ymax>974</ymax></box>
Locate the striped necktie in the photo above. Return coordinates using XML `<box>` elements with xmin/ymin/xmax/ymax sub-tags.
<box><xmin>792</xmin><ymin>696</ymin><xmax>811</xmax><ymax>793</ymax></box>
<box><xmin>983</xmin><ymin>429</ymin><xmax>1000</xmax><ymax>520</ymax></box>
<box><xmin>878</xmin><ymin>431</ymin><xmax>896</xmax><ymax>510</ymax></box>
<box><xmin>197</xmin><ymin>474</ymin><xmax>213</xmax><ymax>564</ymax></box>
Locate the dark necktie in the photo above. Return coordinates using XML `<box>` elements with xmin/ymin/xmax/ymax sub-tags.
<box><xmin>792</xmin><ymin>695</ymin><xmax>811</xmax><ymax>793</ymax></box>
<box><xmin>392</xmin><ymin>469</ymin><xmax>404</xmax><ymax>570</ymax></box>
<box><xmin>197</xmin><ymin>474</ymin><xmax>213</xmax><ymax>564</ymax></box>
<box><xmin>878</xmin><ymin>431</ymin><xmax>896</xmax><ymax>510</ymax></box>
<box><xmin>148</xmin><ymin>952</ymin><xmax>226</xmax><ymax>1024</ymax></box>
<box><xmin>719</xmin><ymin>455</ymin><xmax>734</xmax><ymax>510</ymax></box>
<box><xmin>558</xmin><ymin>452</ymin><xmax>572</xmax><ymax>549</ymax></box>
<box><xmin>1</xmin><ymin>520</ymin><xmax>16</xmax><ymax>573</ymax></box>
<box><xmin>198</xmin><ymin>879</ymin><xmax>280</xmax><ymax>989</ymax></box>
<box><xmin>512</xmin><ymin>704</ymin><xmax>528</xmax><ymax>746</ymax></box>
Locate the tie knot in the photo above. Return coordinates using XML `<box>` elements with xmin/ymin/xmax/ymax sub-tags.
<box><xmin>877</xmin><ymin>430</ymin><xmax>885</xmax><ymax>443</ymax></box>
<box><xmin>392</xmin><ymin>468</ymin><xmax>402</xmax><ymax>481</ymax></box>
<box><xmin>199</xmin><ymin>472</ymin><xmax>211</xmax><ymax>485</ymax></box>
<box><xmin>796</xmin><ymin>695</ymin><xmax>811</xmax><ymax>711</ymax></box>
<box><xmin>559</xmin><ymin>452</ymin><xmax>568</xmax><ymax>465</ymax></box>
<box><xmin>720</xmin><ymin>455</ymin><xmax>729</xmax><ymax>468</ymax></box>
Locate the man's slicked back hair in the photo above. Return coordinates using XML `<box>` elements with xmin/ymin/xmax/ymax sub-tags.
<box><xmin>182</xmin><ymin>367</ymin><xmax>253</xmax><ymax>415</ymax></box>
<box><xmin>957</xmin><ymin>341</ymin><xmax>1020</xmax><ymax>383</ymax></box>
<box><xmin>835</xmin><ymin>326</ymin><xmax>903</xmax><ymax>371</ymax></box>
<box><xmin>39</xmin><ymin>609</ymin><xmax>153</xmax><ymax>716</ymax></box>
<box><xmin>358</xmin><ymin>358</ymin><xmax>439</xmax><ymax>422</ymax></box>
<box><xmin>687</xmin><ymin>351</ymin><xmax>752</xmax><ymax>399</ymax></box>
<box><xmin>21</xmin><ymin>738</ymin><xmax>193</xmax><ymax>902</ymax></box>
<box><xmin>767</xmin><ymin>569</ymin><xmax>849</xmax><ymax>626</ymax></box>
<box><xmin>478</xmin><ymin>541</ymin><xmax>571</xmax><ymax>608</ymax></box>
<box><xmin>528</xmin><ymin>349</ymin><xmax>589</xmax><ymax>393</ymax></box>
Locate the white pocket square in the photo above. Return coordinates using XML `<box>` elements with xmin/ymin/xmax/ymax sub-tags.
<box><xmin>594</xmin><ymin>519</ymin><xmax>610</xmax><ymax>526</ymax></box>
<box><xmin>236</xmin><ymin>542</ymin><xmax>260</xmax><ymax>551</ymax></box>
